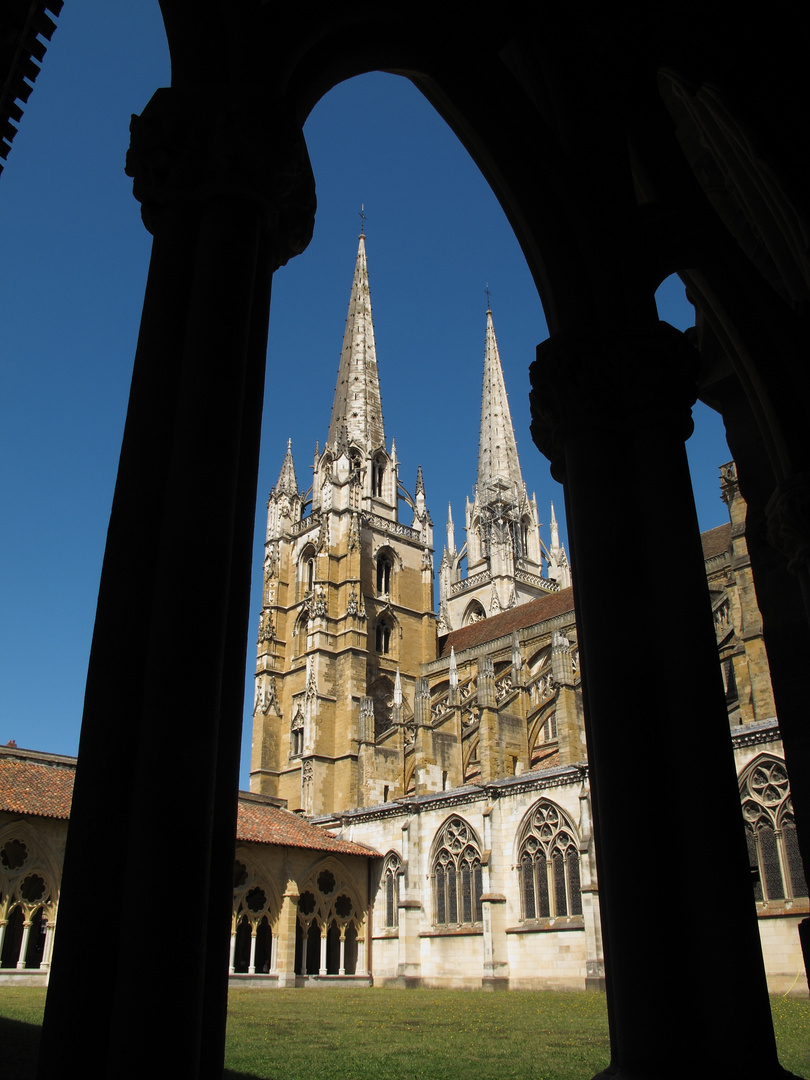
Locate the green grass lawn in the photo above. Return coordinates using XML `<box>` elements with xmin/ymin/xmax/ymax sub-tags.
<box><xmin>1</xmin><ymin>986</ymin><xmax>808</xmax><ymax>1080</ymax></box>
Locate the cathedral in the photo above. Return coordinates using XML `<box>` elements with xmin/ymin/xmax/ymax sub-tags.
<box><xmin>242</xmin><ymin>233</ymin><xmax>806</xmax><ymax>991</ymax></box>
<box><xmin>2</xmin><ymin>233</ymin><xmax>806</xmax><ymax>996</ymax></box>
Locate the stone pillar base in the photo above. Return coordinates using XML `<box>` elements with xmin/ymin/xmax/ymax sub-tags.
<box><xmin>481</xmin><ymin>976</ymin><xmax>509</xmax><ymax>992</ymax></box>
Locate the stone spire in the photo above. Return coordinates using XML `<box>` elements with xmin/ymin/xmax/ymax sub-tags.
<box><xmin>327</xmin><ymin>233</ymin><xmax>386</xmax><ymax>453</ymax></box>
<box><xmin>274</xmin><ymin>438</ymin><xmax>298</xmax><ymax>497</ymax></box>
<box><xmin>446</xmin><ymin>503</ymin><xmax>456</xmax><ymax>554</ymax></box>
<box><xmin>476</xmin><ymin>309</ymin><xmax>524</xmax><ymax>503</ymax></box>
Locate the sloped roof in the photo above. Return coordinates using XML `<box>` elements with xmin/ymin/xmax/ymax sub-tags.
<box><xmin>0</xmin><ymin>752</ymin><xmax>74</xmax><ymax>818</ymax></box>
<box><xmin>701</xmin><ymin>522</ymin><xmax>732</xmax><ymax>561</ymax></box>
<box><xmin>0</xmin><ymin>747</ymin><xmax>379</xmax><ymax>858</ymax></box>
<box><xmin>440</xmin><ymin>586</ymin><xmax>576</xmax><ymax>657</ymax></box>
<box><xmin>236</xmin><ymin>795</ymin><xmax>380</xmax><ymax>857</ymax></box>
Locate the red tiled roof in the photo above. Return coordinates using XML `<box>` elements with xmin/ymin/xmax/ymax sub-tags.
<box><xmin>701</xmin><ymin>522</ymin><xmax>732</xmax><ymax>561</ymax></box>
<box><xmin>236</xmin><ymin>797</ymin><xmax>380</xmax><ymax>857</ymax></box>
<box><xmin>0</xmin><ymin>755</ymin><xmax>74</xmax><ymax>819</ymax></box>
<box><xmin>440</xmin><ymin>587</ymin><xmax>576</xmax><ymax>657</ymax></box>
<box><xmin>0</xmin><ymin>748</ymin><xmax>379</xmax><ymax>858</ymax></box>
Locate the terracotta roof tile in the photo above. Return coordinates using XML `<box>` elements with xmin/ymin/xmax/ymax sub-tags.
<box><xmin>440</xmin><ymin>587</ymin><xmax>576</xmax><ymax>657</ymax></box>
<box><xmin>701</xmin><ymin>522</ymin><xmax>732</xmax><ymax>561</ymax></box>
<box><xmin>0</xmin><ymin>756</ymin><xmax>75</xmax><ymax>819</ymax></box>
<box><xmin>0</xmin><ymin>749</ymin><xmax>379</xmax><ymax>858</ymax></box>
<box><xmin>236</xmin><ymin>797</ymin><xmax>380</xmax><ymax>857</ymax></box>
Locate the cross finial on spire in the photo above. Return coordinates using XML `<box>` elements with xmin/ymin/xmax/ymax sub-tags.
<box><xmin>359</xmin><ymin>203</ymin><xmax>366</xmax><ymax>235</ymax></box>
<box><xmin>485</xmin><ymin>283</ymin><xmax>491</xmax><ymax>312</ymax></box>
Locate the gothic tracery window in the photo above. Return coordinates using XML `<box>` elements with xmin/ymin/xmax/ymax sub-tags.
<box><xmin>741</xmin><ymin>755</ymin><xmax>807</xmax><ymax>901</ymax></box>
<box><xmin>518</xmin><ymin>800</ymin><xmax>582</xmax><ymax>921</ymax></box>
<box><xmin>381</xmin><ymin>853</ymin><xmax>401</xmax><ymax>929</ymax></box>
<box><xmin>432</xmin><ymin>816</ymin><xmax>483</xmax><ymax>927</ymax></box>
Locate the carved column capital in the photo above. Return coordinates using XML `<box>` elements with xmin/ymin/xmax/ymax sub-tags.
<box><xmin>529</xmin><ymin>323</ymin><xmax>699</xmax><ymax>479</ymax></box>
<box><xmin>125</xmin><ymin>86</ymin><xmax>315</xmax><ymax>268</ymax></box>
<box><xmin>766</xmin><ymin>473</ymin><xmax>810</xmax><ymax>573</ymax></box>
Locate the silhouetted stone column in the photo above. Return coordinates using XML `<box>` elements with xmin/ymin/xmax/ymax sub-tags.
<box><xmin>530</xmin><ymin>323</ymin><xmax>782</xmax><ymax>1079</ymax></box>
<box><xmin>37</xmin><ymin>87</ymin><xmax>314</xmax><ymax>1080</ymax></box>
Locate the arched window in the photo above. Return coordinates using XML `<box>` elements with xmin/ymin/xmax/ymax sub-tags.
<box><xmin>463</xmin><ymin>601</ymin><xmax>486</xmax><ymax>626</ymax></box>
<box><xmin>375</xmin><ymin>616</ymin><xmax>392</xmax><ymax>654</ymax></box>
<box><xmin>232</xmin><ymin>857</ymin><xmax>277</xmax><ymax>975</ymax></box>
<box><xmin>372</xmin><ymin>455</ymin><xmax>385</xmax><ymax>498</ymax></box>
<box><xmin>376</xmin><ymin>549</ymin><xmax>393</xmax><ymax>596</ymax></box>
<box><xmin>381</xmin><ymin>853</ymin><xmax>401</xmax><ymax>929</ymax></box>
<box><xmin>290</xmin><ymin>708</ymin><xmax>304</xmax><ymax>757</ymax></box>
<box><xmin>741</xmin><ymin>755</ymin><xmax>807</xmax><ymax>901</ymax></box>
<box><xmin>298</xmin><ymin>544</ymin><xmax>316</xmax><ymax>599</ymax></box>
<box><xmin>432</xmin><ymin>816</ymin><xmax>483</xmax><ymax>927</ymax></box>
<box><xmin>520</xmin><ymin>516</ymin><xmax>530</xmax><ymax>557</ymax></box>
<box><xmin>517</xmin><ymin>799</ymin><xmax>582</xmax><ymax>921</ymax></box>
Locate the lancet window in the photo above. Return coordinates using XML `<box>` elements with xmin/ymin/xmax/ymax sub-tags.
<box><xmin>517</xmin><ymin>800</ymin><xmax>582</xmax><ymax>921</ymax></box>
<box><xmin>375</xmin><ymin>616</ymin><xmax>392</xmax><ymax>654</ymax></box>
<box><xmin>298</xmin><ymin>544</ymin><xmax>316</xmax><ymax>599</ymax></box>
<box><xmin>371</xmin><ymin>455</ymin><xmax>386</xmax><ymax>498</ymax></box>
<box><xmin>376</xmin><ymin>550</ymin><xmax>393</xmax><ymax>596</ymax></box>
<box><xmin>432</xmin><ymin>816</ymin><xmax>483</xmax><ymax>927</ymax></box>
<box><xmin>381</xmin><ymin>853</ymin><xmax>401</xmax><ymax>929</ymax></box>
<box><xmin>740</xmin><ymin>755</ymin><xmax>807</xmax><ymax>902</ymax></box>
<box><xmin>290</xmin><ymin>709</ymin><xmax>304</xmax><ymax>757</ymax></box>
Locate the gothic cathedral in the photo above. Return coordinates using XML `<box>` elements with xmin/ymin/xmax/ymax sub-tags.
<box><xmin>246</xmin><ymin>233</ymin><xmax>805</xmax><ymax>991</ymax></box>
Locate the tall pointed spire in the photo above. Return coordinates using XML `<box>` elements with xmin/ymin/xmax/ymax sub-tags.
<box><xmin>274</xmin><ymin>438</ymin><xmax>298</xmax><ymax>496</ymax></box>
<box><xmin>476</xmin><ymin>308</ymin><xmax>524</xmax><ymax>500</ymax></box>
<box><xmin>327</xmin><ymin>233</ymin><xmax>386</xmax><ymax>452</ymax></box>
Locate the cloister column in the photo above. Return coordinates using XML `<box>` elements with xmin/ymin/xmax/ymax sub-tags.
<box><xmin>248</xmin><ymin>926</ymin><xmax>258</xmax><ymax>975</ymax></box>
<box><xmin>319</xmin><ymin>925</ymin><xmax>328</xmax><ymax>976</ymax></box>
<box><xmin>275</xmin><ymin>884</ymin><xmax>299</xmax><ymax>987</ymax></box>
<box><xmin>16</xmin><ymin>920</ymin><xmax>31</xmax><ymax>969</ymax></box>
<box><xmin>40</xmin><ymin>918</ymin><xmax>55</xmax><ymax>973</ymax></box>
<box><xmin>228</xmin><ymin>922</ymin><xmax>237</xmax><ymax>974</ymax></box>
<box><xmin>530</xmin><ymin>323</ymin><xmax>783</xmax><ymax>1079</ymax></box>
<box><xmin>37</xmin><ymin>85</ymin><xmax>314</xmax><ymax>1080</ymax></box>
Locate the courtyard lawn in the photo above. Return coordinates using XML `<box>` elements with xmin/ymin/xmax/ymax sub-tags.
<box><xmin>0</xmin><ymin>986</ymin><xmax>808</xmax><ymax>1080</ymax></box>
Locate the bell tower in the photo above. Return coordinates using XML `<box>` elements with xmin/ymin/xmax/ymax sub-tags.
<box><xmin>438</xmin><ymin>307</ymin><xmax>565</xmax><ymax>633</ymax></box>
<box><xmin>250</xmin><ymin>233</ymin><xmax>435</xmax><ymax>813</ymax></box>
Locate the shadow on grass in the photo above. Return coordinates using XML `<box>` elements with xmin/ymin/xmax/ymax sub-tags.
<box><xmin>0</xmin><ymin>1014</ymin><xmax>270</xmax><ymax>1080</ymax></box>
<box><xmin>0</xmin><ymin>1014</ymin><xmax>40</xmax><ymax>1080</ymax></box>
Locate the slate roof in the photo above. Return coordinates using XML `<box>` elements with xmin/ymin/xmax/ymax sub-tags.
<box><xmin>0</xmin><ymin>747</ymin><xmax>379</xmax><ymax>858</ymax></box>
<box><xmin>440</xmin><ymin>586</ymin><xmax>576</xmax><ymax>657</ymax></box>
<box><xmin>701</xmin><ymin>522</ymin><xmax>732</xmax><ymax>561</ymax></box>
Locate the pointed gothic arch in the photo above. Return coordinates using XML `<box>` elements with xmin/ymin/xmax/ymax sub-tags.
<box><xmin>430</xmin><ymin>816</ymin><xmax>484</xmax><ymax>928</ymax></box>
<box><xmin>739</xmin><ymin>754</ymin><xmax>807</xmax><ymax>903</ymax></box>
<box><xmin>515</xmin><ymin>799</ymin><xmax>582</xmax><ymax>922</ymax></box>
<box><xmin>34</xmin><ymin>14</ymin><xmax>810</xmax><ymax>1078</ymax></box>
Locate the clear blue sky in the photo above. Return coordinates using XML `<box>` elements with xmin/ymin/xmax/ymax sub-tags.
<box><xmin>0</xmin><ymin>7</ymin><xmax>731</xmax><ymax>786</ymax></box>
